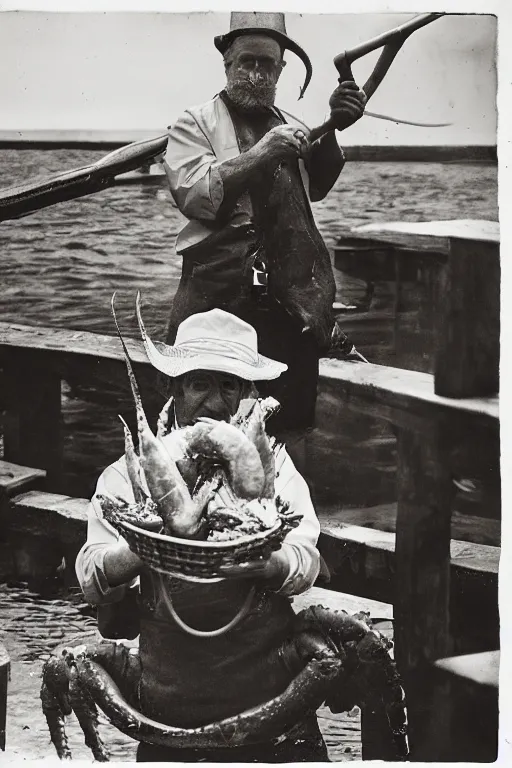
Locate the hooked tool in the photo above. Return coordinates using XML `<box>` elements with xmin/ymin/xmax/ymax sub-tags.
<box><xmin>309</xmin><ymin>13</ymin><xmax>446</xmax><ymax>141</ymax></box>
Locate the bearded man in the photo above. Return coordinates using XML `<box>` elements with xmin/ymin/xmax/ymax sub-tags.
<box><xmin>162</xmin><ymin>12</ymin><xmax>366</xmax><ymax>449</ymax></box>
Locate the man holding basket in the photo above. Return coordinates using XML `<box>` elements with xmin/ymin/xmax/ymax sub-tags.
<box><xmin>76</xmin><ymin>308</ymin><xmax>327</xmax><ymax>762</ymax></box>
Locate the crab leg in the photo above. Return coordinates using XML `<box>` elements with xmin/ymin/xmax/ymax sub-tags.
<box><xmin>69</xmin><ymin>667</ymin><xmax>109</xmax><ymax>762</ymax></box>
<box><xmin>40</xmin><ymin>679</ymin><xmax>72</xmax><ymax>760</ymax></box>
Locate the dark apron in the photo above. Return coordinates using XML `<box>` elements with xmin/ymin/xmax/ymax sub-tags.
<box><xmin>137</xmin><ymin>568</ymin><xmax>297</xmax><ymax>728</ymax></box>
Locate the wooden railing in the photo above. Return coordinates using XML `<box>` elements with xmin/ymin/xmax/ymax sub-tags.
<box><xmin>0</xmin><ymin>221</ymin><xmax>500</xmax><ymax>760</ymax></box>
<box><xmin>326</xmin><ymin>220</ymin><xmax>500</xmax><ymax>760</ymax></box>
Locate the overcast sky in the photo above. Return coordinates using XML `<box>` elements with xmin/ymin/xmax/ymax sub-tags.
<box><xmin>0</xmin><ymin>11</ymin><xmax>497</xmax><ymax>145</ymax></box>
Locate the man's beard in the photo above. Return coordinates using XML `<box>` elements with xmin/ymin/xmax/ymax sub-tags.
<box><xmin>225</xmin><ymin>75</ymin><xmax>277</xmax><ymax>112</ymax></box>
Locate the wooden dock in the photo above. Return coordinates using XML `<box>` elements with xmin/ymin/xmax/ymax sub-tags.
<box><xmin>0</xmin><ymin>219</ymin><xmax>501</xmax><ymax>760</ymax></box>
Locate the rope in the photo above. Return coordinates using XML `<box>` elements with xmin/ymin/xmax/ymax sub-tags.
<box><xmin>159</xmin><ymin>573</ymin><xmax>255</xmax><ymax>638</ymax></box>
<box><xmin>365</xmin><ymin>110</ymin><xmax>452</xmax><ymax>128</ymax></box>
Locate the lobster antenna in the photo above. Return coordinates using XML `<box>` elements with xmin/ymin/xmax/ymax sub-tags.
<box><xmin>111</xmin><ymin>292</ymin><xmax>150</xmax><ymax>432</ymax></box>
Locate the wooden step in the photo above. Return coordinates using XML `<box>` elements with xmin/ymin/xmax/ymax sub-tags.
<box><xmin>434</xmin><ymin>650</ymin><xmax>499</xmax><ymax>688</ymax></box>
<box><xmin>6</xmin><ymin>490</ymin><xmax>89</xmax><ymax>546</ymax></box>
<box><xmin>424</xmin><ymin>650</ymin><xmax>499</xmax><ymax>761</ymax></box>
<box><xmin>1</xmin><ymin>491</ymin><xmax>89</xmax><ymax>581</ymax></box>
<box><xmin>0</xmin><ymin>460</ymin><xmax>46</xmax><ymax>499</ymax></box>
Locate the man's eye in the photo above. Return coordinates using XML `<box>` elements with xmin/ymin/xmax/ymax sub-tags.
<box><xmin>221</xmin><ymin>380</ymin><xmax>239</xmax><ymax>395</ymax></box>
<box><xmin>189</xmin><ymin>379</ymin><xmax>210</xmax><ymax>392</ymax></box>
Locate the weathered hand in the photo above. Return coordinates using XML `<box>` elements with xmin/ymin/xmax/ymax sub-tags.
<box><xmin>103</xmin><ymin>539</ymin><xmax>143</xmax><ymax>588</ymax></box>
<box><xmin>219</xmin><ymin>548</ymin><xmax>287</xmax><ymax>589</ymax></box>
<box><xmin>258</xmin><ymin>124</ymin><xmax>310</xmax><ymax>162</ymax></box>
<box><xmin>329</xmin><ymin>81</ymin><xmax>367</xmax><ymax>131</ymax></box>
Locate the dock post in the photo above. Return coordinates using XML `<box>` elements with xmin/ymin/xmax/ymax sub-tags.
<box><xmin>2</xmin><ymin>351</ymin><xmax>63</xmax><ymax>491</ymax></box>
<box><xmin>434</xmin><ymin>235</ymin><xmax>500</xmax><ymax>398</ymax></box>
<box><xmin>0</xmin><ymin>643</ymin><xmax>10</xmax><ymax>751</ymax></box>
<box><xmin>393</xmin><ymin>423</ymin><xmax>455</xmax><ymax>759</ymax></box>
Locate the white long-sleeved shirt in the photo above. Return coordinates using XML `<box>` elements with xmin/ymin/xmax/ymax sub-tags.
<box><xmin>161</xmin><ymin>95</ymin><xmax>316</xmax><ymax>254</ymax></box>
<box><xmin>76</xmin><ymin>440</ymin><xmax>320</xmax><ymax>603</ymax></box>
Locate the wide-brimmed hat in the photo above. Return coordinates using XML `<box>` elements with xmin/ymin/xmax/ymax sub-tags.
<box><xmin>136</xmin><ymin>295</ymin><xmax>287</xmax><ymax>381</ymax></box>
<box><xmin>214</xmin><ymin>12</ymin><xmax>312</xmax><ymax>99</ymax></box>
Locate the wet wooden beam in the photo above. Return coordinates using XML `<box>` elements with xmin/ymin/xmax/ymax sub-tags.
<box><xmin>318</xmin><ymin>359</ymin><xmax>498</xmax><ymax>431</ymax></box>
<box><xmin>0</xmin><ymin>643</ymin><xmax>9</xmax><ymax>751</ymax></box>
<box><xmin>434</xmin><ymin>236</ymin><xmax>500</xmax><ymax>398</ymax></box>
<box><xmin>348</xmin><ymin>219</ymin><xmax>499</xmax><ymax>255</ymax></box>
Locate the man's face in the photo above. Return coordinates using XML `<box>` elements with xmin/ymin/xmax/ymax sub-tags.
<box><xmin>224</xmin><ymin>34</ymin><xmax>284</xmax><ymax>112</ymax></box>
<box><xmin>174</xmin><ymin>370</ymin><xmax>246</xmax><ymax>426</ymax></box>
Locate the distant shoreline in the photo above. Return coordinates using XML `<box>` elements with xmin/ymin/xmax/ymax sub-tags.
<box><xmin>0</xmin><ymin>132</ymin><xmax>497</xmax><ymax>163</ymax></box>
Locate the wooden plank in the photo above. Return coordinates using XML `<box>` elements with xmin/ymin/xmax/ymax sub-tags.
<box><xmin>321</xmin><ymin>525</ymin><xmax>500</xmax><ymax>575</ymax></box>
<box><xmin>350</xmin><ymin>219</ymin><xmax>499</xmax><ymax>255</ymax></box>
<box><xmin>318</xmin><ymin>502</ymin><xmax>501</xmax><ymax>547</ymax></box>
<box><xmin>0</xmin><ymin>321</ymin><xmax>160</xmax><ymax>404</ymax></box>
<box><xmin>318</xmin><ymin>360</ymin><xmax>499</xmax><ymax>427</ymax></box>
<box><xmin>0</xmin><ymin>460</ymin><xmax>46</xmax><ymax>498</ymax></box>
<box><xmin>2</xmin><ymin>352</ymin><xmax>63</xmax><ymax>490</ymax></box>
<box><xmin>434</xmin><ymin>237</ymin><xmax>500</xmax><ymax>397</ymax></box>
<box><xmin>434</xmin><ymin>650</ymin><xmax>499</xmax><ymax>688</ymax></box>
<box><xmin>318</xmin><ymin>524</ymin><xmax>499</xmax><ymax>598</ymax></box>
<box><xmin>0</xmin><ymin>321</ymin><xmax>148</xmax><ymax>365</ymax></box>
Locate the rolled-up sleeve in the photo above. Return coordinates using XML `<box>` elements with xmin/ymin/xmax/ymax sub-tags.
<box><xmin>273</xmin><ymin>451</ymin><xmax>321</xmax><ymax>597</ymax></box>
<box><xmin>75</xmin><ymin>462</ymin><xmax>139</xmax><ymax>606</ymax></box>
<box><xmin>163</xmin><ymin>111</ymin><xmax>224</xmax><ymax>221</ymax></box>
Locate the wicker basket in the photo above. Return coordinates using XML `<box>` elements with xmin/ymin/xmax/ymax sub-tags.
<box><xmin>107</xmin><ymin>515</ymin><xmax>285</xmax><ymax>582</ymax></box>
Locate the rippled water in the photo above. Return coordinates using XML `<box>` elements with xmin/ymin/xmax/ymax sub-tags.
<box><xmin>0</xmin><ymin>150</ymin><xmax>498</xmax><ymax>334</ymax></box>
<box><xmin>0</xmin><ymin>150</ymin><xmax>498</xmax><ymax>498</ymax></box>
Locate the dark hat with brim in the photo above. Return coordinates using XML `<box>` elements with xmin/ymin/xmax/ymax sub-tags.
<box><xmin>214</xmin><ymin>12</ymin><xmax>312</xmax><ymax>99</ymax></box>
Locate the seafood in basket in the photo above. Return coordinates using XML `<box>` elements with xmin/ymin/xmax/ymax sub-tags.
<box><xmin>99</xmin><ymin>295</ymin><xmax>302</xmax><ymax>577</ymax></box>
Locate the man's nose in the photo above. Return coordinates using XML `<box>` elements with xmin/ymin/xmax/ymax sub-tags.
<box><xmin>203</xmin><ymin>387</ymin><xmax>228</xmax><ymax>415</ymax></box>
<box><xmin>250</xmin><ymin>62</ymin><xmax>265</xmax><ymax>78</ymax></box>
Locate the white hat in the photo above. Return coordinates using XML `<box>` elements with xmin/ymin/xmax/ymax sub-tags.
<box><xmin>136</xmin><ymin>294</ymin><xmax>287</xmax><ymax>381</ymax></box>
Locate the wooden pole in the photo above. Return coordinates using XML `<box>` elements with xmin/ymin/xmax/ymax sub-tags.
<box><xmin>393</xmin><ymin>423</ymin><xmax>456</xmax><ymax>758</ymax></box>
<box><xmin>3</xmin><ymin>351</ymin><xmax>63</xmax><ymax>491</ymax></box>
<box><xmin>0</xmin><ymin>643</ymin><xmax>10</xmax><ymax>751</ymax></box>
<box><xmin>434</xmin><ymin>236</ymin><xmax>500</xmax><ymax>398</ymax></box>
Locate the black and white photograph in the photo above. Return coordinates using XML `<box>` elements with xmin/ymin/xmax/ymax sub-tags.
<box><xmin>0</xmin><ymin>1</ymin><xmax>506</xmax><ymax>763</ymax></box>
